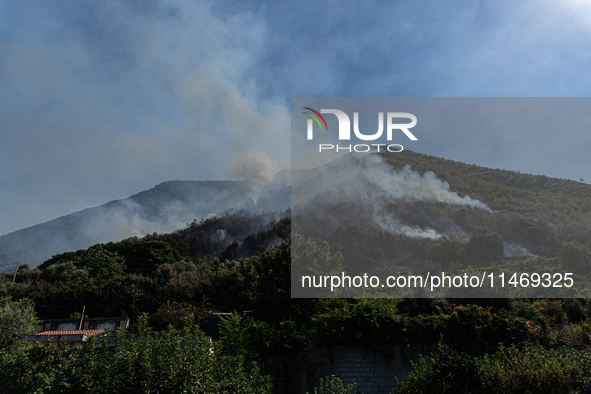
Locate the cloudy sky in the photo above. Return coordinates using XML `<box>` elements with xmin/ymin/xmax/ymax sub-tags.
<box><xmin>2</xmin><ymin>0</ymin><xmax>591</xmax><ymax>235</ymax></box>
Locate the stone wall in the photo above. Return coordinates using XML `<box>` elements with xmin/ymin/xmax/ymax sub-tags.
<box><xmin>256</xmin><ymin>345</ymin><xmax>436</xmax><ymax>394</ymax></box>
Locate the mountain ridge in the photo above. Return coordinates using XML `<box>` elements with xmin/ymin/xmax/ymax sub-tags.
<box><xmin>1</xmin><ymin>150</ymin><xmax>589</xmax><ymax>272</ymax></box>
<box><xmin>0</xmin><ymin>180</ymin><xmax>259</xmax><ymax>272</ymax></box>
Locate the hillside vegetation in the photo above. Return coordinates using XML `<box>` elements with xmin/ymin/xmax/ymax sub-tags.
<box><xmin>382</xmin><ymin>150</ymin><xmax>591</xmax><ymax>243</ymax></box>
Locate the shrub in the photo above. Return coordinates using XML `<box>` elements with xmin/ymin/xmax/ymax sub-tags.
<box><xmin>392</xmin><ymin>343</ymin><xmax>480</xmax><ymax>393</ymax></box>
<box><xmin>307</xmin><ymin>375</ymin><xmax>358</xmax><ymax>394</ymax></box>
<box><xmin>0</xmin><ymin>315</ymin><xmax>272</xmax><ymax>394</ymax></box>
<box><xmin>218</xmin><ymin>310</ymin><xmax>311</xmax><ymax>358</ymax></box>
<box><xmin>563</xmin><ymin>298</ymin><xmax>588</xmax><ymax>323</ymax></box>
<box><xmin>548</xmin><ymin>323</ymin><xmax>589</xmax><ymax>345</ymax></box>
<box><xmin>478</xmin><ymin>345</ymin><xmax>591</xmax><ymax>394</ymax></box>
<box><xmin>393</xmin><ymin>344</ymin><xmax>591</xmax><ymax>394</ymax></box>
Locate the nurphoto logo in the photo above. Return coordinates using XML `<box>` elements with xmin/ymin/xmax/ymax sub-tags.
<box><xmin>303</xmin><ymin>107</ymin><xmax>417</xmax><ymax>153</ymax></box>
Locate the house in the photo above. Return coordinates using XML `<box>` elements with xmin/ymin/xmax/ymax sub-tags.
<box><xmin>27</xmin><ymin>317</ymin><xmax>129</xmax><ymax>347</ymax></box>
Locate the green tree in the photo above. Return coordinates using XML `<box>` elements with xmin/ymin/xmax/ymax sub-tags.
<box><xmin>558</xmin><ymin>241</ymin><xmax>591</xmax><ymax>273</ymax></box>
<box><xmin>426</xmin><ymin>238</ymin><xmax>465</xmax><ymax>268</ymax></box>
<box><xmin>121</xmin><ymin>239</ymin><xmax>178</xmax><ymax>275</ymax></box>
<box><xmin>326</xmin><ymin>225</ymin><xmax>382</xmax><ymax>274</ymax></box>
<box><xmin>250</xmin><ymin>240</ymin><xmax>294</xmax><ymax>322</ymax></box>
<box><xmin>79</xmin><ymin>245</ymin><xmax>125</xmax><ymax>280</ymax></box>
<box><xmin>291</xmin><ymin>235</ymin><xmax>344</xmax><ymax>298</ymax></box>
<box><xmin>465</xmin><ymin>232</ymin><xmax>504</xmax><ymax>263</ymax></box>
<box><xmin>0</xmin><ymin>297</ymin><xmax>41</xmax><ymax>354</ymax></box>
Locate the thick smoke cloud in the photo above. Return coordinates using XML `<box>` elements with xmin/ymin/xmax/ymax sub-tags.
<box><xmin>0</xmin><ymin>0</ymin><xmax>289</xmax><ymax>236</ymax></box>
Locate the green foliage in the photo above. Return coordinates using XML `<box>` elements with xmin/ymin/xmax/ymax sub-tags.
<box><xmin>539</xmin><ymin>299</ymin><xmax>568</xmax><ymax>325</ymax></box>
<box><xmin>563</xmin><ymin>298</ymin><xmax>589</xmax><ymax>323</ymax></box>
<box><xmin>559</xmin><ymin>241</ymin><xmax>591</xmax><ymax>273</ymax></box>
<box><xmin>37</xmin><ymin>252</ymin><xmax>80</xmax><ymax>271</ymax></box>
<box><xmin>68</xmin><ymin>311</ymin><xmax>88</xmax><ymax>319</ymax></box>
<box><xmin>41</xmin><ymin>261</ymin><xmax>89</xmax><ymax>283</ymax></box>
<box><xmin>218</xmin><ymin>310</ymin><xmax>311</xmax><ymax>358</ymax></box>
<box><xmin>291</xmin><ymin>235</ymin><xmax>344</xmax><ymax>298</ymax></box>
<box><xmin>326</xmin><ymin>225</ymin><xmax>383</xmax><ymax>274</ymax></box>
<box><xmin>393</xmin><ymin>343</ymin><xmax>480</xmax><ymax>393</ymax></box>
<box><xmin>78</xmin><ymin>245</ymin><xmax>126</xmax><ymax>280</ymax></box>
<box><xmin>393</xmin><ymin>344</ymin><xmax>591</xmax><ymax>394</ymax></box>
<box><xmin>110</xmin><ymin>239</ymin><xmax>179</xmax><ymax>275</ymax></box>
<box><xmin>2</xmin><ymin>340</ymin><xmax>77</xmax><ymax>393</ymax></box>
<box><xmin>426</xmin><ymin>239</ymin><xmax>465</xmax><ymax>268</ymax></box>
<box><xmin>382</xmin><ymin>150</ymin><xmax>591</xmax><ymax>246</ymax></box>
<box><xmin>0</xmin><ymin>316</ymin><xmax>272</xmax><ymax>394</ymax></box>
<box><xmin>511</xmin><ymin>299</ymin><xmax>539</xmax><ymax>320</ymax></box>
<box><xmin>307</xmin><ymin>375</ymin><xmax>359</xmax><ymax>394</ymax></box>
<box><xmin>464</xmin><ymin>232</ymin><xmax>504</xmax><ymax>263</ymax></box>
<box><xmin>7</xmin><ymin>221</ymin><xmax>295</xmax><ymax>322</ymax></box>
<box><xmin>218</xmin><ymin>310</ymin><xmax>257</xmax><ymax>357</ymax></box>
<box><xmin>0</xmin><ymin>297</ymin><xmax>41</xmax><ymax>354</ymax></box>
<box><xmin>149</xmin><ymin>299</ymin><xmax>211</xmax><ymax>331</ymax></box>
<box><xmin>548</xmin><ymin>323</ymin><xmax>589</xmax><ymax>346</ymax></box>
<box><xmin>478</xmin><ymin>345</ymin><xmax>591</xmax><ymax>394</ymax></box>
<box><xmin>248</xmin><ymin>240</ymin><xmax>292</xmax><ymax>322</ymax></box>
<box><xmin>310</xmin><ymin>301</ymin><xmax>536</xmax><ymax>354</ymax></box>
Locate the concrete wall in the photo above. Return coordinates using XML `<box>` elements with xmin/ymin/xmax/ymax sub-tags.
<box><xmin>256</xmin><ymin>345</ymin><xmax>435</xmax><ymax>394</ymax></box>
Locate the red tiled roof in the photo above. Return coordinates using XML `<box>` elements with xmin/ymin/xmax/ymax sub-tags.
<box><xmin>35</xmin><ymin>329</ymin><xmax>105</xmax><ymax>336</ymax></box>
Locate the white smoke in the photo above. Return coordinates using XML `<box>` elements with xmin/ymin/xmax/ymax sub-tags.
<box><xmin>235</xmin><ymin>152</ymin><xmax>278</xmax><ymax>203</ymax></box>
<box><xmin>504</xmin><ymin>242</ymin><xmax>537</xmax><ymax>258</ymax></box>
<box><xmin>213</xmin><ymin>229</ymin><xmax>226</xmax><ymax>241</ymax></box>
<box><xmin>293</xmin><ymin>153</ymin><xmax>492</xmax><ymax>238</ymax></box>
<box><xmin>375</xmin><ymin>215</ymin><xmax>443</xmax><ymax>239</ymax></box>
<box><xmin>82</xmin><ymin>199</ymin><xmax>193</xmax><ymax>242</ymax></box>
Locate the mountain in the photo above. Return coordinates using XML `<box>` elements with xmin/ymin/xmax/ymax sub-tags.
<box><xmin>290</xmin><ymin>151</ymin><xmax>591</xmax><ymax>272</ymax></box>
<box><xmin>0</xmin><ymin>180</ymin><xmax>290</xmax><ymax>272</ymax></box>
<box><xmin>380</xmin><ymin>151</ymin><xmax>591</xmax><ymax>244</ymax></box>
<box><xmin>2</xmin><ymin>149</ymin><xmax>590</xmax><ymax>274</ymax></box>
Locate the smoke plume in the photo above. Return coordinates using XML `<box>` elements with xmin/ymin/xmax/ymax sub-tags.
<box><xmin>293</xmin><ymin>153</ymin><xmax>491</xmax><ymax>238</ymax></box>
<box><xmin>235</xmin><ymin>153</ymin><xmax>279</xmax><ymax>203</ymax></box>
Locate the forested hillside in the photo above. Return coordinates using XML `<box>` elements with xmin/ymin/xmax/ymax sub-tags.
<box><xmin>0</xmin><ymin>180</ymin><xmax>290</xmax><ymax>273</ymax></box>
<box><xmin>382</xmin><ymin>150</ymin><xmax>591</xmax><ymax>242</ymax></box>
<box><xmin>2</xmin><ymin>150</ymin><xmax>591</xmax><ymax>316</ymax></box>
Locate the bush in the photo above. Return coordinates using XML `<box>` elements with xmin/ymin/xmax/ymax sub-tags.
<box><xmin>218</xmin><ymin>310</ymin><xmax>311</xmax><ymax>358</ymax></box>
<box><xmin>307</xmin><ymin>375</ymin><xmax>358</xmax><ymax>394</ymax></box>
<box><xmin>558</xmin><ymin>241</ymin><xmax>591</xmax><ymax>273</ymax></box>
<box><xmin>0</xmin><ymin>315</ymin><xmax>272</xmax><ymax>394</ymax></box>
<box><xmin>563</xmin><ymin>299</ymin><xmax>588</xmax><ymax>323</ymax></box>
<box><xmin>478</xmin><ymin>345</ymin><xmax>591</xmax><ymax>394</ymax></box>
<box><xmin>310</xmin><ymin>301</ymin><xmax>537</xmax><ymax>355</ymax></box>
<box><xmin>392</xmin><ymin>343</ymin><xmax>480</xmax><ymax>393</ymax></box>
<box><xmin>393</xmin><ymin>344</ymin><xmax>591</xmax><ymax>394</ymax></box>
<box><xmin>548</xmin><ymin>323</ymin><xmax>589</xmax><ymax>345</ymax></box>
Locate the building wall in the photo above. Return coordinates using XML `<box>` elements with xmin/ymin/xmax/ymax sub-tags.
<box><xmin>257</xmin><ymin>345</ymin><xmax>435</xmax><ymax>394</ymax></box>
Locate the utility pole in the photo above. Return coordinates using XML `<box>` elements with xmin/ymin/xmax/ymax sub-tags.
<box><xmin>11</xmin><ymin>261</ymin><xmax>19</xmax><ymax>283</ymax></box>
<box><xmin>78</xmin><ymin>306</ymin><xmax>86</xmax><ymax>330</ymax></box>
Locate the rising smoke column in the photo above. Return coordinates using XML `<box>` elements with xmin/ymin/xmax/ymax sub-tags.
<box><xmin>235</xmin><ymin>152</ymin><xmax>278</xmax><ymax>203</ymax></box>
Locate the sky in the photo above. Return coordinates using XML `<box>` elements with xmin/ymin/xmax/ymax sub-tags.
<box><xmin>2</xmin><ymin>0</ymin><xmax>591</xmax><ymax>236</ymax></box>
